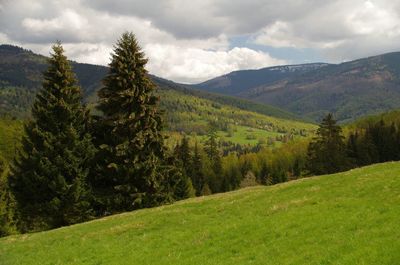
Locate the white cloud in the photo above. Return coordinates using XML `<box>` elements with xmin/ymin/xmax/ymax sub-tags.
<box><xmin>346</xmin><ymin>1</ymin><xmax>400</xmax><ymax>37</ymax></box>
<box><xmin>254</xmin><ymin>21</ymin><xmax>298</xmax><ymax>48</ymax></box>
<box><xmin>145</xmin><ymin>45</ymin><xmax>286</xmax><ymax>83</ymax></box>
<box><xmin>22</xmin><ymin>9</ymin><xmax>88</xmax><ymax>36</ymax></box>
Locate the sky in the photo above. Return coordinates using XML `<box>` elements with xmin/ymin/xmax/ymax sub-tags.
<box><xmin>1</xmin><ymin>0</ymin><xmax>400</xmax><ymax>83</ymax></box>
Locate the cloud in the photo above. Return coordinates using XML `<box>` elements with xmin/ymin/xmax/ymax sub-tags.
<box><xmin>253</xmin><ymin>0</ymin><xmax>400</xmax><ymax>61</ymax></box>
<box><xmin>1</xmin><ymin>0</ymin><xmax>400</xmax><ymax>82</ymax></box>
<box><xmin>145</xmin><ymin>45</ymin><xmax>286</xmax><ymax>83</ymax></box>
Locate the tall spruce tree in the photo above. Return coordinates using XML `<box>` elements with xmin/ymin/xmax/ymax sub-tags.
<box><xmin>173</xmin><ymin>137</ymin><xmax>192</xmax><ymax>177</ymax></box>
<box><xmin>306</xmin><ymin>113</ymin><xmax>350</xmax><ymax>175</ymax></box>
<box><xmin>9</xmin><ymin>43</ymin><xmax>94</xmax><ymax>232</ymax></box>
<box><xmin>91</xmin><ymin>32</ymin><xmax>166</xmax><ymax>213</ymax></box>
<box><xmin>191</xmin><ymin>142</ymin><xmax>206</xmax><ymax>195</ymax></box>
<box><xmin>204</xmin><ymin>130</ymin><xmax>223</xmax><ymax>192</ymax></box>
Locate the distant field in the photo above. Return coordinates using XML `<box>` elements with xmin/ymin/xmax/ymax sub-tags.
<box><xmin>2</xmin><ymin>162</ymin><xmax>400</xmax><ymax>264</ymax></box>
<box><xmin>160</xmin><ymin>89</ymin><xmax>315</xmax><ymax>147</ymax></box>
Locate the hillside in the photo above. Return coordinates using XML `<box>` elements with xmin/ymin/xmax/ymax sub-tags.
<box><xmin>0</xmin><ymin>45</ymin><xmax>314</xmax><ymax>147</ymax></box>
<box><xmin>1</xmin><ymin>162</ymin><xmax>399</xmax><ymax>264</ymax></box>
<box><xmin>0</xmin><ymin>44</ymin><xmax>300</xmax><ymax>120</ymax></box>
<box><xmin>347</xmin><ymin>109</ymin><xmax>400</xmax><ymax>129</ymax></box>
<box><xmin>0</xmin><ymin>45</ymin><xmax>108</xmax><ymax>117</ymax></box>
<box><xmin>195</xmin><ymin>52</ymin><xmax>400</xmax><ymax>123</ymax></box>
<box><xmin>193</xmin><ymin>63</ymin><xmax>329</xmax><ymax>95</ymax></box>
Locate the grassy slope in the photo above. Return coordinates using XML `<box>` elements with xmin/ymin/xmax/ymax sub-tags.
<box><xmin>1</xmin><ymin>162</ymin><xmax>400</xmax><ymax>264</ymax></box>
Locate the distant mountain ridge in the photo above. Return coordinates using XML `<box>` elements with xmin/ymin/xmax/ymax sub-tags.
<box><xmin>0</xmin><ymin>44</ymin><xmax>302</xmax><ymax>122</ymax></box>
<box><xmin>193</xmin><ymin>63</ymin><xmax>330</xmax><ymax>95</ymax></box>
<box><xmin>193</xmin><ymin>52</ymin><xmax>400</xmax><ymax>122</ymax></box>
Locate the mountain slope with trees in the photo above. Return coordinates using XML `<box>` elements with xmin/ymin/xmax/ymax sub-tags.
<box><xmin>194</xmin><ymin>52</ymin><xmax>400</xmax><ymax>123</ymax></box>
<box><xmin>0</xmin><ymin>44</ymin><xmax>301</xmax><ymax>121</ymax></box>
<box><xmin>0</xmin><ymin>44</ymin><xmax>314</xmax><ymax>148</ymax></box>
<box><xmin>193</xmin><ymin>63</ymin><xmax>329</xmax><ymax>95</ymax></box>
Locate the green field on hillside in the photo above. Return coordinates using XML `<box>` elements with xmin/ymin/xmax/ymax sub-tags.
<box><xmin>1</xmin><ymin>162</ymin><xmax>399</xmax><ymax>264</ymax></box>
<box><xmin>160</xmin><ymin>89</ymin><xmax>315</xmax><ymax>147</ymax></box>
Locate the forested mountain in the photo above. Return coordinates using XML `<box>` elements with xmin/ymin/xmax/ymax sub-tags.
<box><xmin>0</xmin><ymin>45</ymin><xmax>108</xmax><ymax>109</ymax></box>
<box><xmin>0</xmin><ymin>44</ymin><xmax>300</xmax><ymax>120</ymax></box>
<box><xmin>194</xmin><ymin>52</ymin><xmax>400</xmax><ymax>123</ymax></box>
<box><xmin>193</xmin><ymin>63</ymin><xmax>329</xmax><ymax>95</ymax></box>
<box><xmin>0</xmin><ymin>44</ymin><xmax>314</xmax><ymax>150</ymax></box>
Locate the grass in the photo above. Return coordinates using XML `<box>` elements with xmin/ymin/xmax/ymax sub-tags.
<box><xmin>196</xmin><ymin>125</ymin><xmax>281</xmax><ymax>145</ymax></box>
<box><xmin>1</xmin><ymin>162</ymin><xmax>400</xmax><ymax>264</ymax></box>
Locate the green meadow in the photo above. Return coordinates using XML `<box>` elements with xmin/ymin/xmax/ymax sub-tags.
<box><xmin>1</xmin><ymin>162</ymin><xmax>399</xmax><ymax>265</ymax></box>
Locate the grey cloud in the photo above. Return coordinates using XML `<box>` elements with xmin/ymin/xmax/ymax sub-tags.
<box><xmin>82</xmin><ymin>0</ymin><xmax>328</xmax><ymax>38</ymax></box>
<box><xmin>1</xmin><ymin>0</ymin><xmax>400</xmax><ymax>82</ymax></box>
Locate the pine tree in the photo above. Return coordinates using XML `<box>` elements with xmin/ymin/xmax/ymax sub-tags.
<box><xmin>173</xmin><ymin>137</ymin><xmax>192</xmax><ymax>177</ymax></box>
<box><xmin>9</xmin><ymin>43</ymin><xmax>94</xmax><ymax>231</ymax></box>
<box><xmin>91</xmin><ymin>32</ymin><xmax>166</xmax><ymax>213</ymax></box>
<box><xmin>191</xmin><ymin>143</ymin><xmax>205</xmax><ymax>196</ymax></box>
<box><xmin>306</xmin><ymin>113</ymin><xmax>350</xmax><ymax>175</ymax></box>
<box><xmin>258</xmin><ymin>161</ymin><xmax>270</xmax><ymax>185</ymax></box>
<box><xmin>204</xmin><ymin>130</ymin><xmax>222</xmax><ymax>192</ymax></box>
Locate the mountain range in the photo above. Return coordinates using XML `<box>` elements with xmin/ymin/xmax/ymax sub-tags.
<box><xmin>0</xmin><ymin>44</ymin><xmax>314</xmax><ymax>149</ymax></box>
<box><xmin>2</xmin><ymin>44</ymin><xmax>400</xmax><ymax>124</ymax></box>
<box><xmin>193</xmin><ymin>52</ymin><xmax>400</xmax><ymax>122</ymax></box>
<box><xmin>0</xmin><ymin>44</ymin><xmax>298</xmax><ymax>119</ymax></box>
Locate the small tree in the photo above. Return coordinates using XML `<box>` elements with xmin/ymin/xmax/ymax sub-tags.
<box><xmin>204</xmin><ymin>130</ymin><xmax>222</xmax><ymax>192</ymax></box>
<box><xmin>190</xmin><ymin>142</ymin><xmax>206</xmax><ymax>195</ymax></box>
<box><xmin>239</xmin><ymin>171</ymin><xmax>258</xmax><ymax>188</ymax></box>
<box><xmin>174</xmin><ymin>137</ymin><xmax>192</xmax><ymax>177</ymax></box>
<box><xmin>306</xmin><ymin>113</ymin><xmax>349</xmax><ymax>175</ymax></box>
<box><xmin>10</xmin><ymin>43</ymin><xmax>94</xmax><ymax>231</ymax></box>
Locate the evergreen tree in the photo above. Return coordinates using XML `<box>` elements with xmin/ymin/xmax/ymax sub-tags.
<box><xmin>292</xmin><ymin>158</ymin><xmax>303</xmax><ymax>178</ymax></box>
<box><xmin>91</xmin><ymin>32</ymin><xmax>166</xmax><ymax>214</ymax></box>
<box><xmin>159</xmin><ymin>155</ymin><xmax>195</xmax><ymax>201</ymax></box>
<box><xmin>306</xmin><ymin>113</ymin><xmax>350</xmax><ymax>175</ymax></box>
<box><xmin>10</xmin><ymin>43</ymin><xmax>94</xmax><ymax>231</ymax></box>
<box><xmin>190</xmin><ymin>143</ymin><xmax>206</xmax><ymax>196</ymax></box>
<box><xmin>204</xmin><ymin>130</ymin><xmax>222</xmax><ymax>192</ymax></box>
<box><xmin>258</xmin><ymin>161</ymin><xmax>270</xmax><ymax>185</ymax></box>
<box><xmin>173</xmin><ymin>137</ymin><xmax>192</xmax><ymax>177</ymax></box>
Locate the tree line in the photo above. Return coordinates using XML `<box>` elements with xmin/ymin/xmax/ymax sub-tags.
<box><xmin>172</xmin><ymin>131</ymin><xmax>308</xmax><ymax>195</ymax></box>
<box><xmin>306</xmin><ymin>113</ymin><xmax>400</xmax><ymax>175</ymax></box>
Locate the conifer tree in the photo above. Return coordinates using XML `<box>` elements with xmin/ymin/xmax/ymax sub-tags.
<box><xmin>258</xmin><ymin>161</ymin><xmax>270</xmax><ymax>185</ymax></box>
<box><xmin>10</xmin><ymin>43</ymin><xmax>94</xmax><ymax>231</ymax></box>
<box><xmin>91</xmin><ymin>32</ymin><xmax>166</xmax><ymax>213</ymax></box>
<box><xmin>306</xmin><ymin>113</ymin><xmax>349</xmax><ymax>175</ymax></box>
<box><xmin>173</xmin><ymin>137</ymin><xmax>192</xmax><ymax>177</ymax></box>
<box><xmin>191</xmin><ymin>142</ymin><xmax>206</xmax><ymax>195</ymax></box>
<box><xmin>204</xmin><ymin>130</ymin><xmax>223</xmax><ymax>192</ymax></box>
